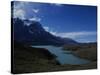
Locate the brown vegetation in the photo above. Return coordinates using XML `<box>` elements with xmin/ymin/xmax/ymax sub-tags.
<box><xmin>12</xmin><ymin>42</ymin><xmax>97</xmax><ymax>74</ymax></box>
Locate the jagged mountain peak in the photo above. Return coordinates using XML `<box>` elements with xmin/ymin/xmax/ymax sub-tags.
<box><xmin>12</xmin><ymin>18</ymin><xmax>78</xmax><ymax>45</ymax></box>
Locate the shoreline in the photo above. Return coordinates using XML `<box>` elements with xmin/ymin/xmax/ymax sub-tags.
<box><xmin>13</xmin><ymin>41</ymin><xmax>97</xmax><ymax>74</ymax></box>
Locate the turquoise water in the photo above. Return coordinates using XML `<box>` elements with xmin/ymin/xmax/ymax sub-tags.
<box><xmin>32</xmin><ymin>46</ymin><xmax>90</xmax><ymax>65</ymax></box>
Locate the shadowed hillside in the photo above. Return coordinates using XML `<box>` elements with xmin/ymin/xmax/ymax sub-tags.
<box><xmin>12</xmin><ymin>41</ymin><xmax>60</xmax><ymax>73</ymax></box>
<box><xmin>12</xmin><ymin>18</ymin><xmax>78</xmax><ymax>46</ymax></box>
<box><xmin>12</xmin><ymin>41</ymin><xmax>97</xmax><ymax>74</ymax></box>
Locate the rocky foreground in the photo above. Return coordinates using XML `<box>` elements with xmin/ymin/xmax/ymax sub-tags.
<box><xmin>12</xmin><ymin>42</ymin><xmax>97</xmax><ymax>74</ymax></box>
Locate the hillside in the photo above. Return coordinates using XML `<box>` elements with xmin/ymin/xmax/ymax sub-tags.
<box><xmin>62</xmin><ymin>43</ymin><xmax>97</xmax><ymax>61</ymax></box>
<box><xmin>12</xmin><ymin>41</ymin><xmax>97</xmax><ymax>74</ymax></box>
<box><xmin>12</xmin><ymin>18</ymin><xmax>78</xmax><ymax>46</ymax></box>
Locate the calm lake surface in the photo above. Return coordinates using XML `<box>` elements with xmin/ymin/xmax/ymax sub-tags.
<box><xmin>32</xmin><ymin>46</ymin><xmax>90</xmax><ymax>65</ymax></box>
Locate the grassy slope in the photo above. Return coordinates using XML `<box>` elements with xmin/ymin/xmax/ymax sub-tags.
<box><xmin>62</xmin><ymin>43</ymin><xmax>97</xmax><ymax>70</ymax></box>
<box><xmin>12</xmin><ymin>42</ymin><xmax>97</xmax><ymax>74</ymax></box>
<box><xmin>63</xmin><ymin>43</ymin><xmax>97</xmax><ymax>61</ymax></box>
<box><xmin>12</xmin><ymin>42</ymin><xmax>60</xmax><ymax>73</ymax></box>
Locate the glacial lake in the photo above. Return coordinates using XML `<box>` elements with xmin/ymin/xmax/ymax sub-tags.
<box><xmin>32</xmin><ymin>46</ymin><xmax>90</xmax><ymax>65</ymax></box>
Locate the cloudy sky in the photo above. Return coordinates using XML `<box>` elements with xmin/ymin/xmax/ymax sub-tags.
<box><xmin>12</xmin><ymin>1</ymin><xmax>97</xmax><ymax>43</ymax></box>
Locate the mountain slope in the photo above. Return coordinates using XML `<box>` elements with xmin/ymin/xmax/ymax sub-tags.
<box><xmin>12</xmin><ymin>18</ymin><xmax>78</xmax><ymax>45</ymax></box>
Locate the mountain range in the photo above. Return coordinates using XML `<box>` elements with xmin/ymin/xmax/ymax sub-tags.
<box><xmin>12</xmin><ymin>18</ymin><xmax>78</xmax><ymax>46</ymax></box>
